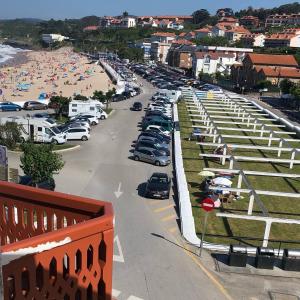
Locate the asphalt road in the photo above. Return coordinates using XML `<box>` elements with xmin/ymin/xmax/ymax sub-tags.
<box><xmin>57</xmin><ymin>80</ymin><xmax>226</xmax><ymax>299</ymax></box>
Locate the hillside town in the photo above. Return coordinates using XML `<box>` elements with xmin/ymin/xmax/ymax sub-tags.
<box><xmin>42</xmin><ymin>9</ymin><xmax>300</xmax><ymax>93</ymax></box>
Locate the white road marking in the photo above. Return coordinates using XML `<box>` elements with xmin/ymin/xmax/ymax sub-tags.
<box><xmin>112</xmin><ymin>289</ymin><xmax>121</xmax><ymax>297</ymax></box>
<box><xmin>112</xmin><ymin>288</ymin><xmax>144</xmax><ymax>300</ymax></box>
<box><xmin>113</xmin><ymin>235</ymin><xmax>125</xmax><ymax>263</ymax></box>
<box><xmin>114</xmin><ymin>182</ymin><xmax>123</xmax><ymax>198</ymax></box>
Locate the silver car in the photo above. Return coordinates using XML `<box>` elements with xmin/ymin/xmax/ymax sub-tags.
<box><xmin>133</xmin><ymin>147</ymin><xmax>170</xmax><ymax>166</ymax></box>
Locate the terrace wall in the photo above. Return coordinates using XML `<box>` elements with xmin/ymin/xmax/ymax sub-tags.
<box><xmin>0</xmin><ymin>181</ymin><xmax>114</xmax><ymax>300</ymax></box>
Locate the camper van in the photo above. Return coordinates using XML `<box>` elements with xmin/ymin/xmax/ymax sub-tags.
<box><xmin>68</xmin><ymin>100</ymin><xmax>107</xmax><ymax>119</ymax></box>
<box><xmin>0</xmin><ymin>117</ymin><xmax>66</xmax><ymax>144</ymax></box>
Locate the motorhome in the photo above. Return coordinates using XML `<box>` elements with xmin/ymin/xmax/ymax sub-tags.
<box><xmin>68</xmin><ymin>100</ymin><xmax>107</xmax><ymax>119</ymax></box>
<box><xmin>0</xmin><ymin>117</ymin><xmax>66</xmax><ymax>144</ymax></box>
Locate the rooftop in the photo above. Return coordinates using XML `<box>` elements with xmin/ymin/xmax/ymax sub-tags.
<box><xmin>247</xmin><ymin>53</ymin><xmax>299</xmax><ymax>67</ymax></box>
<box><xmin>256</xmin><ymin>66</ymin><xmax>300</xmax><ymax>78</ymax></box>
<box><xmin>151</xmin><ymin>32</ymin><xmax>176</xmax><ymax>37</ymax></box>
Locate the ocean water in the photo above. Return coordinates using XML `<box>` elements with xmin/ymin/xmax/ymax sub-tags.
<box><xmin>0</xmin><ymin>44</ymin><xmax>25</xmax><ymax>64</ymax></box>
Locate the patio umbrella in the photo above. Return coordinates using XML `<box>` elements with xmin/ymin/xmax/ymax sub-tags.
<box><xmin>212</xmin><ymin>177</ymin><xmax>232</xmax><ymax>187</ymax></box>
<box><xmin>198</xmin><ymin>171</ymin><xmax>215</xmax><ymax>177</ymax></box>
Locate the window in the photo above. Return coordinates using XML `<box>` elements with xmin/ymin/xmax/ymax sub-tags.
<box><xmin>204</xmin><ymin>55</ymin><xmax>211</xmax><ymax>64</ymax></box>
<box><xmin>139</xmin><ymin>149</ymin><xmax>147</xmax><ymax>155</ymax></box>
<box><xmin>72</xmin><ymin>109</ymin><xmax>77</xmax><ymax>112</ymax></box>
<box><xmin>90</xmin><ymin>107</ymin><xmax>95</xmax><ymax>111</ymax></box>
<box><xmin>72</xmin><ymin>104</ymin><xmax>77</xmax><ymax>107</ymax></box>
<box><xmin>45</xmin><ymin>128</ymin><xmax>51</xmax><ymax>135</ymax></box>
<box><xmin>38</xmin><ymin>127</ymin><xmax>42</xmax><ymax>132</ymax></box>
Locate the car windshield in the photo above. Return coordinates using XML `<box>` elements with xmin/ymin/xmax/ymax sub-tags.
<box><xmin>51</xmin><ymin>126</ymin><xmax>61</xmax><ymax>134</ymax></box>
<box><xmin>46</xmin><ymin>118</ymin><xmax>55</xmax><ymax>124</ymax></box>
<box><xmin>153</xmin><ymin>150</ymin><xmax>162</xmax><ymax>156</ymax></box>
<box><xmin>150</xmin><ymin>176</ymin><xmax>168</xmax><ymax>184</ymax></box>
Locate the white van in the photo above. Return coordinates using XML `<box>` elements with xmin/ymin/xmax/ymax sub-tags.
<box><xmin>64</xmin><ymin>127</ymin><xmax>90</xmax><ymax>141</ymax></box>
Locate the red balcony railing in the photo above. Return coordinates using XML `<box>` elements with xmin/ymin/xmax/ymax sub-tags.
<box><xmin>0</xmin><ymin>181</ymin><xmax>114</xmax><ymax>300</ymax></box>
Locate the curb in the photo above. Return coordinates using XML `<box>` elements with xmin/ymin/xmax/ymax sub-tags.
<box><xmin>107</xmin><ymin>109</ymin><xmax>115</xmax><ymax>117</ymax></box>
<box><xmin>8</xmin><ymin>145</ymin><xmax>81</xmax><ymax>155</ymax></box>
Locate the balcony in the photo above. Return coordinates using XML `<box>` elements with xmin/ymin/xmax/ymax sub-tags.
<box><xmin>0</xmin><ymin>181</ymin><xmax>114</xmax><ymax>300</ymax></box>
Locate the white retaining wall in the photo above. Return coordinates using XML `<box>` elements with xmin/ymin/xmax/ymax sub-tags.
<box><xmin>173</xmin><ymin>103</ymin><xmax>229</xmax><ymax>252</ymax></box>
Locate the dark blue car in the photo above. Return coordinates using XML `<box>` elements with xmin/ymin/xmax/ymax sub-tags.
<box><xmin>0</xmin><ymin>102</ymin><xmax>22</xmax><ymax>112</ymax></box>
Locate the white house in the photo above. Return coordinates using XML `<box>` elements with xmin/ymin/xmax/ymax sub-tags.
<box><xmin>192</xmin><ymin>51</ymin><xmax>236</xmax><ymax>77</ymax></box>
<box><xmin>240</xmin><ymin>34</ymin><xmax>265</xmax><ymax>47</ymax></box>
<box><xmin>195</xmin><ymin>28</ymin><xmax>213</xmax><ymax>39</ymax></box>
<box><xmin>122</xmin><ymin>17</ymin><xmax>137</xmax><ymax>28</ymax></box>
<box><xmin>42</xmin><ymin>34</ymin><xmax>69</xmax><ymax>44</ymax></box>
<box><xmin>150</xmin><ymin>32</ymin><xmax>176</xmax><ymax>43</ymax></box>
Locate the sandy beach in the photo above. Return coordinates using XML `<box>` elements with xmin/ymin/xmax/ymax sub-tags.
<box><xmin>0</xmin><ymin>47</ymin><xmax>113</xmax><ymax>102</ymax></box>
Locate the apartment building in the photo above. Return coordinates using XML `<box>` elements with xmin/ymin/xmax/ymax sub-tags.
<box><xmin>265</xmin><ymin>13</ymin><xmax>300</xmax><ymax>27</ymax></box>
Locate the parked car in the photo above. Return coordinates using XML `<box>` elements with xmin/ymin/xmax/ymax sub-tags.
<box><xmin>65</xmin><ymin>119</ymin><xmax>91</xmax><ymax>129</ymax></box>
<box><xmin>58</xmin><ymin>122</ymin><xmax>91</xmax><ymax>133</ymax></box>
<box><xmin>138</xmin><ymin>131</ymin><xmax>170</xmax><ymax>144</ymax></box>
<box><xmin>142</xmin><ymin>119</ymin><xmax>173</xmax><ymax>132</ymax></box>
<box><xmin>112</xmin><ymin>94</ymin><xmax>126</xmax><ymax>102</ymax></box>
<box><xmin>145</xmin><ymin>110</ymin><xmax>172</xmax><ymax>120</ymax></box>
<box><xmin>135</xmin><ymin>140</ymin><xmax>170</xmax><ymax>156</ymax></box>
<box><xmin>143</xmin><ymin>114</ymin><xmax>172</xmax><ymax>125</ymax></box>
<box><xmin>63</xmin><ymin>127</ymin><xmax>90</xmax><ymax>141</ymax></box>
<box><xmin>77</xmin><ymin>114</ymin><xmax>99</xmax><ymax>125</ymax></box>
<box><xmin>145</xmin><ymin>173</ymin><xmax>171</xmax><ymax>199</ymax></box>
<box><xmin>70</xmin><ymin>115</ymin><xmax>91</xmax><ymax>124</ymax></box>
<box><xmin>33</xmin><ymin>112</ymin><xmax>51</xmax><ymax>118</ymax></box>
<box><xmin>23</xmin><ymin>101</ymin><xmax>48</xmax><ymax>110</ymax></box>
<box><xmin>132</xmin><ymin>102</ymin><xmax>143</xmax><ymax>111</ymax></box>
<box><xmin>19</xmin><ymin>175</ymin><xmax>55</xmax><ymax>191</ymax></box>
<box><xmin>138</xmin><ymin>136</ymin><xmax>168</xmax><ymax>146</ymax></box>
<box><xmin>0</xmin><ymin>102</ymin><xmax>22</xmax><ymax>112</ymax></box>
<box><xmin>145</xmin><ymin>125</ymin><xmax>171</xmax><ymax>137</ymax></box>
<box><xmin>133</xmin><ymin>147</ymin><xmax>170</xmax><ymax>166</ymax></box>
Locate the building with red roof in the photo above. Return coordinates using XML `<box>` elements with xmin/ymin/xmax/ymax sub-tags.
<box><xmin>83</xmin><ymin>26</ymin><xmax>99</xmax><ymax>32</ymax></box>
<box><xmin>231</xmin><ymin>53</ymin><xmax>300</xmax><ymax>89</ymax></box>
<box><xmin>240</xmin><ymin>16</ymin><xmax>260</xmax><ymax>28</ymax></box>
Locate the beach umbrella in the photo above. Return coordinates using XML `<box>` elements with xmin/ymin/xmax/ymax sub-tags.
<box><xmin>212</xmin><ymin>177</ymin><xmax>232</xmax><ymax>187</ymax></box>
<box><xmin>198</xmin><ymin>171</ymin><xmax>215</xmax><ymax>177</ymax></box>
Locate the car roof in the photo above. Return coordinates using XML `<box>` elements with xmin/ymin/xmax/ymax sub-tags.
<box><xmin>151</xmin><ymin>172</ymin><xmax>169</xmax><ymax>178</ymax></box>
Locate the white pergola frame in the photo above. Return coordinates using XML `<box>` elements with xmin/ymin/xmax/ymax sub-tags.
<box><xmin>184</xmin><ymin>90</ymin><xmax>300</xmax><ymax>246</ymax></box>
<box><xmin>216</xmin><ymin>212</ymin><xmax>300</xmax><ymax>247</ymax></box>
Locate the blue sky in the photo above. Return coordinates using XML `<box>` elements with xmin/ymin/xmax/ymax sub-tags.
<box><xmin>0</xmin><ymin>0</ymin><xmax>294</xmax><ymax>20</ymax></box>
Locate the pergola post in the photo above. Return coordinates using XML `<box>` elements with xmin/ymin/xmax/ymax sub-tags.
<box><xmin>247</xmin><ymin>115</ymin><xmax>251</xmax><ymax>127</ymax></box>
<box><xmin>253</xmin><ymin>119</ymin><xmax>257</xmax><ymax>132</ymax></box>
<box><xmin>213</xmin><ymin>130</ymin><xmax>217</xmax><ymax>143</ymax></box>
<box><xmin>248</xmin><ymin>193</ymin><xmax>255</xmax><ymax>215</ymax></box>
<box><xmin>229</xmin><ymin>157</ymin><xmax>234</xmax><ymax>169</ymax></box>
<box><xmin>263</xmin><ymin>221</ymin><xmax>272</xmax><ymax>247</ymax></box>
<box><xmin>268</xmin><ymin>132</ymin><xmax>273</xmax><ymax>147</ymax></box>
<box><xmin>260</xmin><ymin>125</ymin><xmax>265</xmax><ymax>137</ymax></box>
<box><xmin>237</xmin><ymin>173</ymin><xmax>243</xmax><ymax>196</ymax></box>
<box><xmin>222</xmin><ymin>145</ymin><xmax>227</xmax><ymax>165</ymax></box>
<box><xmin>278</xmin><ymin>139</ymin><xmax>283</xmax><ymax>157</ymax></box>
<box><xmin>290</xmin><ymin>149</ymin><xmax>296</xmax><ymax>169</ymax></box>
